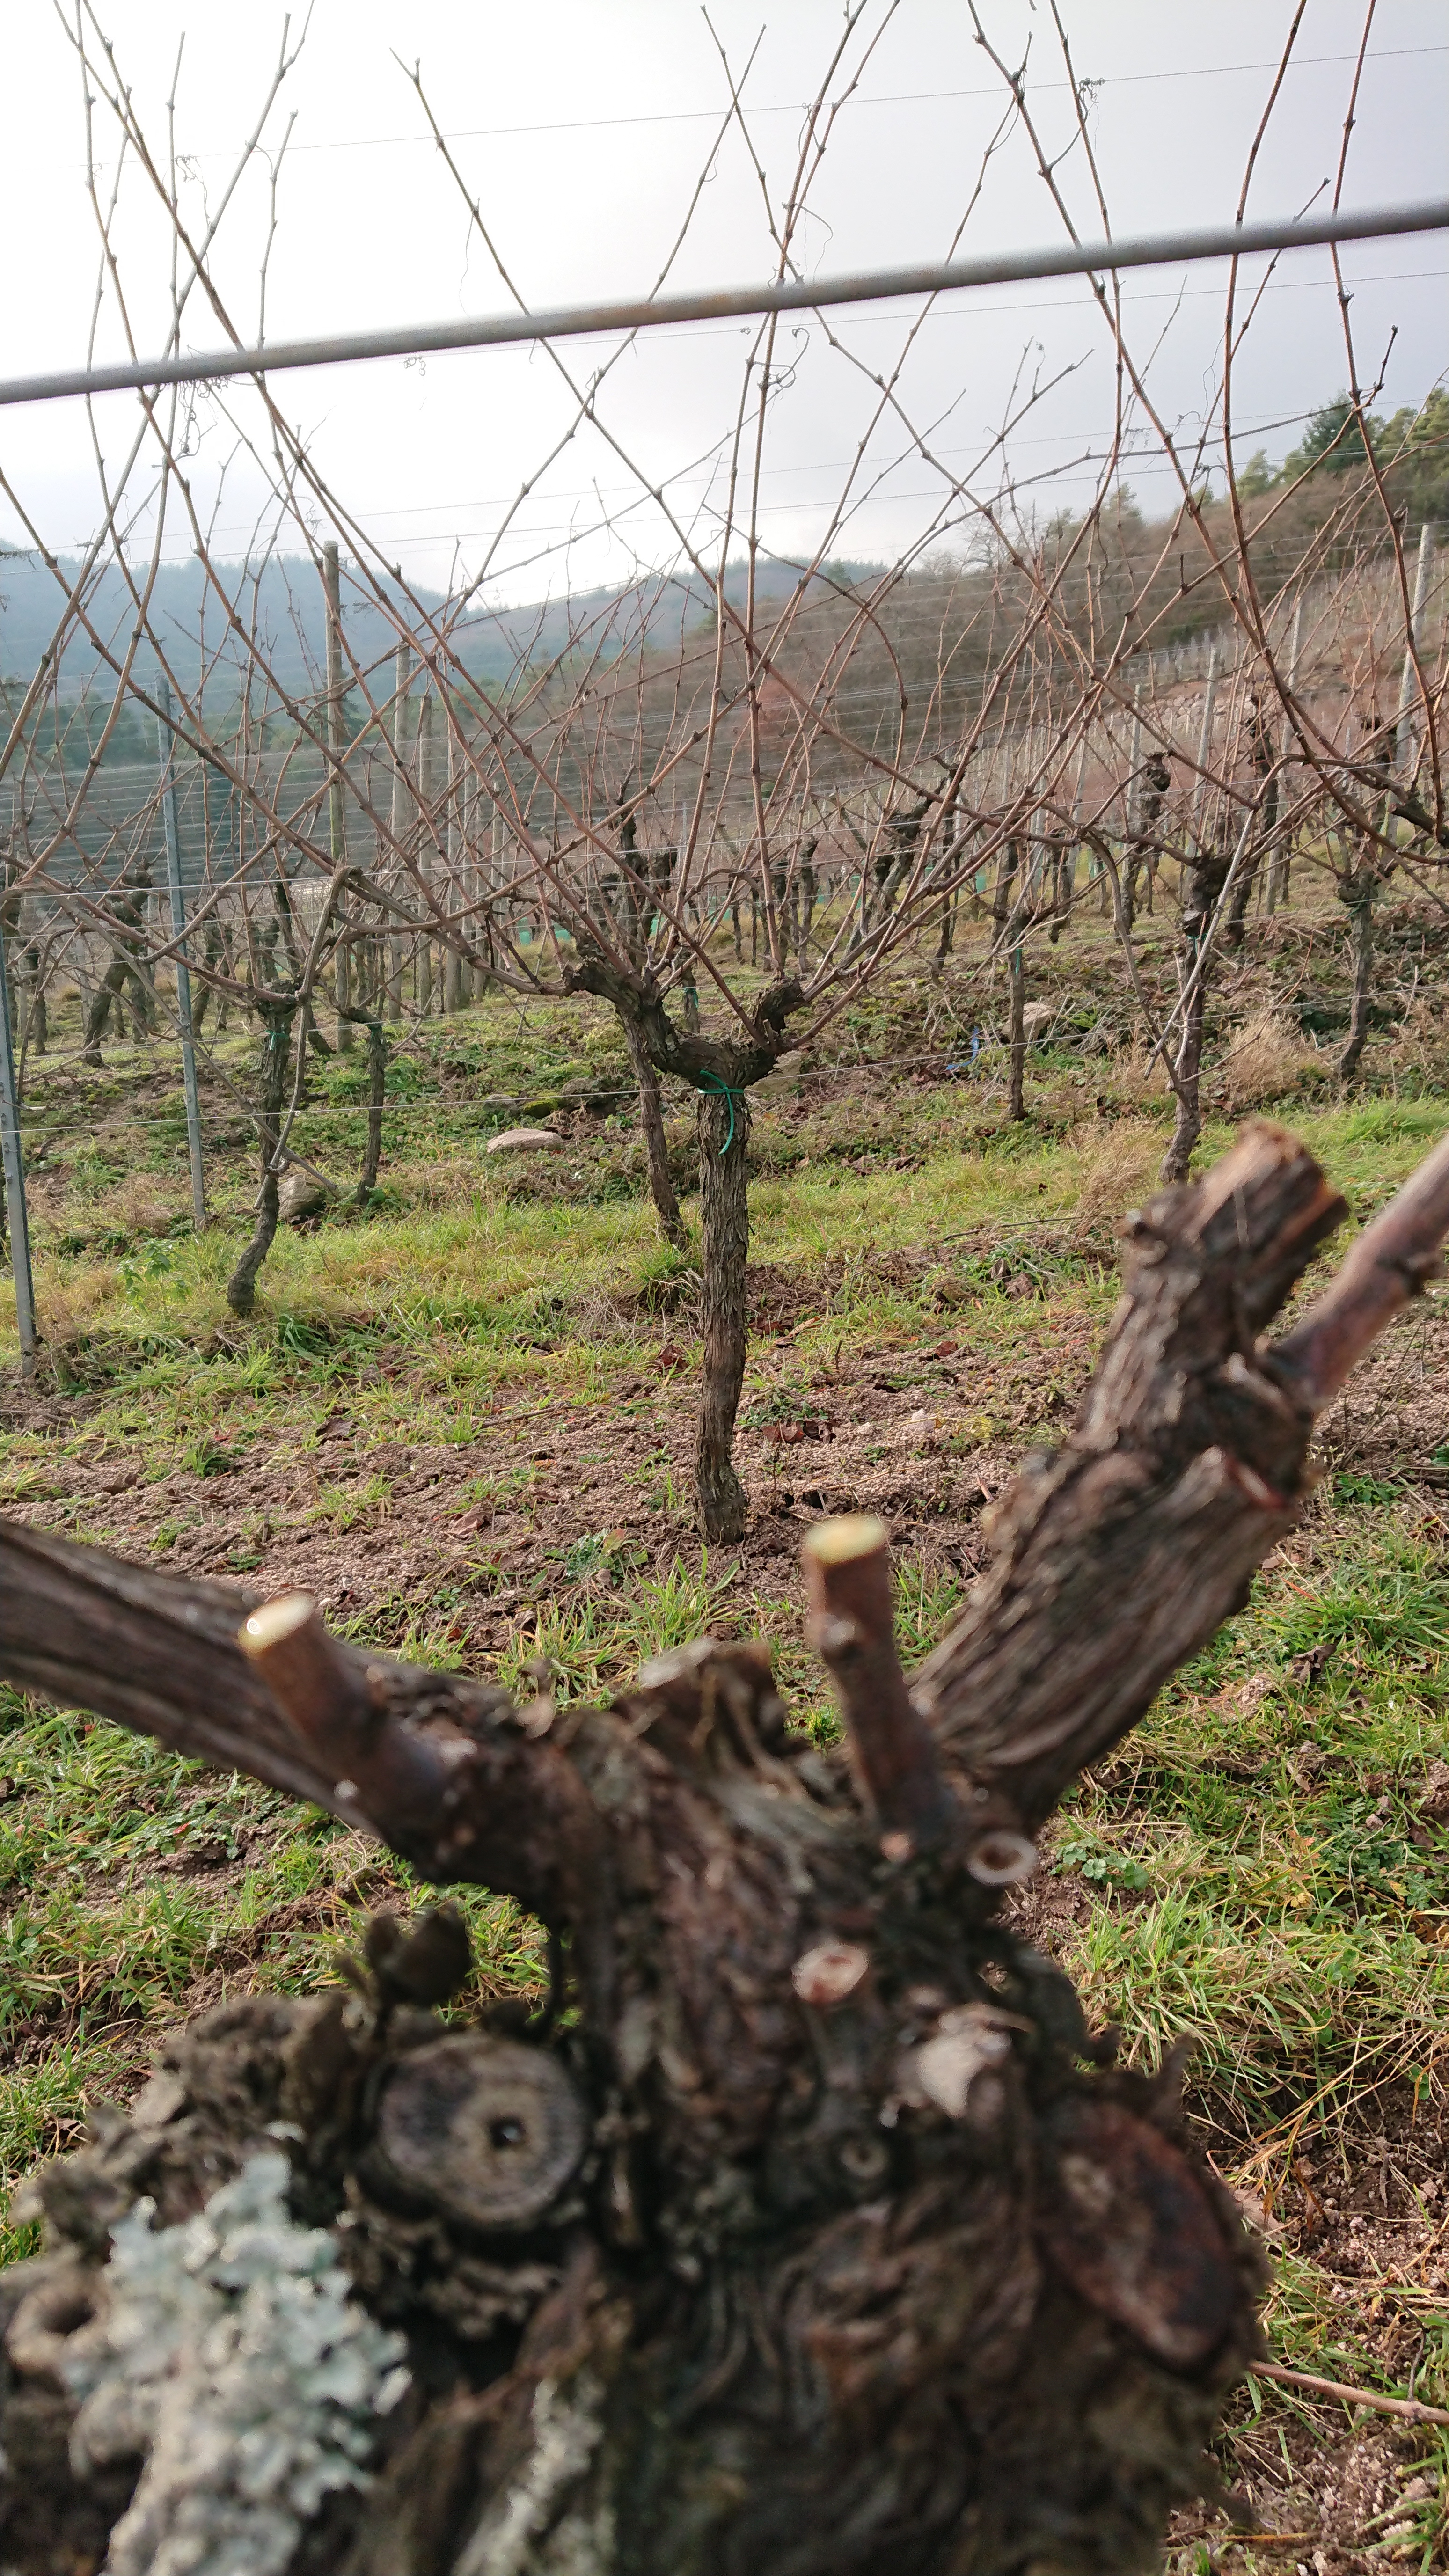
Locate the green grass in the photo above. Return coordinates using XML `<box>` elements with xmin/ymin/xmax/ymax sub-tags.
<box><xmin>2</xmin><ymin>924</ymin><xmax>1449</xmax><ymax>2552</ymax></box>
<box><xmin>1058</xmin><ymin>1514</ymin><xmax>1449</xmax><ymax>2138</ymax></box>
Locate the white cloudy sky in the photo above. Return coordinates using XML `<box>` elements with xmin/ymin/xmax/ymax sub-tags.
<box><xmin>0</xmin><ymin>0</ymin><xmax>1444</xmax><ymax>606</ymax></box>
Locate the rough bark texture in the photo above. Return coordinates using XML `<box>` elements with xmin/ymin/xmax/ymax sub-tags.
<box><xmin>1007</xmin><ymin>943</ymin><xmax>1026</xmax><ymax>1124</ymax></box>
<box><xmin>1226</xmin><ymin>702</ymin><xmax>1277</xmax><ymax>949</ymax></box>
<box><xmin>1161</xmin><ymin>845</ymin><xmax>1231</xmax><ymax>1186</ymax></box>
<box><xmin>80</xmin><ymin>877</ymin><xmax>154</xmax><ymax>1066</ymax></box>
<box><xmin>563</xmin><ymin>913</ymin><xmax>803</xmax><ymax>1537</ymax></box>
<box><xmin>621</xmin><ymin>1011</ymin><xmax>688</xmax><ymax>1252</ymax></box>
<box><xmin>694</xmin><ymin>1082</ymin><xmax>751</xmax><ymax>1541</ymax></box>
<box><xmin>1160</xmin><ymin>966</ymin><xmax>1206</xmax><ymax>1184</ymax></box>
<box><xmin>1338</xmin><ymin>874</ymin><xmax>1377</xmax><ymax>1083</ymax></box>
<box><xmin>1047</xmin><ymin>845</ymin><xmax>1072</xmax><ymax>946</ymax></box>
<box><xmin>933</xmin><ymin>883</ymin><xmax>957</xmax><ymax>972</ymax></box>
<box><xmin>350</xmin><ymin>1011</ymin><xmax>388</xmax><ymax>1211</ymax></box>
<box><xmin>225</xmin><ymin>1000</ymin><xmax>297</xmax><ymax>1316</ymax></box>
<box><xmin>4</xmin><ymin>1122</ymin><xmax>1449</xmax><ymax>2576</ymax></box>
<box><xmin>989</xmin><ymin>842</ymin><xmax>1019</xmax><ymax>949</ymax></box>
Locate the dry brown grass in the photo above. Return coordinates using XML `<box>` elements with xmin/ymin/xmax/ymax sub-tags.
<box><xmin>104</xmin><ymin>1173</ymin><xmax>182</xmax><ymax>1238</ymax></box>
<box><xmin>1111</xmin><ymin>1041</ymin><xmax>1174</xmax><ymax>1110</ymax></box>
<box><xmin>389</xmin><ymin>1155</ymin><xmax>488</xmax><ymax>1210</ymax></box>
<box><xmin>1067</xmin><ymin>1121</ymin><xmax>1165</xmax><ymax>1243</ymax></box>
<box><xmin>1218</xmin><ymin>1007</ymin><xmax>1322</xmax><ymax>1113</ymax></box>
<box><xmin>1383</xmin><ymin>993</ymin><xmax>1449</xmax><ymax>1094</ymax></box>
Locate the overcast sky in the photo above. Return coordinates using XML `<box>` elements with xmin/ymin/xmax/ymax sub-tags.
<box><xmin>0</xmin><ymin>0</ymin><xmax>1444</xmax><ymax>611</ymax></box>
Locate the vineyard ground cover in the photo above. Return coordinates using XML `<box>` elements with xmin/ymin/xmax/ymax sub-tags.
<box><xmin>0</xmin><ymin>896</ymin><xmax>1448</xmax><ymax>2565</ymax></box>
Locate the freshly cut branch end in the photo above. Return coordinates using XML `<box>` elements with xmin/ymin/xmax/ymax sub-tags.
<box><xmin>240</xmin><ymin>1588</ymin><xmax>324</xmax><ymax>1656</ymax></box>
<box><xmin>239</xmin><ymin>1589</ymin><xmax>376</xmax><ymax>1753</ymax></box>
<box><xmin>965</xmin><ymin>1826</ymin><xmax>1038</xmax><ymax>1886</ymax></box>
<box><xmin>803</xmin><ymin>1512</ymin><xmax>958</xmax><ymax>1853</ymax></box>
<box><xmin>236</xmin><ymin>1592</ymin><xmax>461</xmax><ymax>1844</ymax></box>
<box><xmin>802</xmin><ymin>1510</ymin><xmax>891</xmax><ymax>1568</ymax></box>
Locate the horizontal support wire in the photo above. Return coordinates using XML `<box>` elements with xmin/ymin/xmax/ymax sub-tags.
<box><xmin>2</xmin><ymin>201</ymin><xmax>1447</xmax><ymax>409</ymax></box>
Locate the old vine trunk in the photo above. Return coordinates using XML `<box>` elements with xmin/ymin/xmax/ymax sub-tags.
<box><xmin>1</xmin><ymin>1120</ymin><xmax>1447</xmax><ymax>2576</ymax></box>
<box><xmin>619</xmin><ymin>1010</ymin><xmax>688</xmax><ymax>1253</ymax></box>
<box><xmin>694</xmin><ymin>1082</ymin><xmax>751</xmax><ymax>1542</ymax></box>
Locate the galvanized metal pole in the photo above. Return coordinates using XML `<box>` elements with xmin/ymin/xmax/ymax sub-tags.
<box><xmin>324</xmin><ymin>542</ymin><xmax>354</xmax><ymax>1052</ymax></box>
<box><xmin>1265</xmin><ymin>604</ymin><xmax>1303</xmax><ymax>912</ymax></box>
<box><xmin>387</xmin><ymin>640</ymin><xmax>411</xmax><ymax>1024</ymax></box>
<box><xmin>445</xmin><ymin>724</ymin><xmax>464</xmax><ymax>1014</ymax></box>
<box><xmin>1191</xmin><ymin>647</ymin><xmax>1219</xmax><ymax>850</ymax></box>
<box><xmin>1126</xmin><ymin>686</ymin><xmax>1143</xmax><ymax>835</ymax></box>
<box><xmin>417</xmin><ymin>691</ymin><xmax>435</xmax><ymax>1017</ymax></box>
<box><xmin>1396</xmin><ymin>521</ymin><xmax>1437</xmax><ymax>776</ymax></box>
<box><xmin>0</xmin><ymin>912</ymin><xmax>36</xmax><ymax>1368</ymax></box>
<box><xmin>1064</xmin><ymin>734</ymin><xmax>1089</xmax><ymax>907</ymax></box>
<box><xmin>157</xmin><ymin>676</ymin><xmax>207</xmax><ymax>1229</ymax></box>
<box><xmin>462</xmin><ymin>768</ymin><xmax>480</xmax><ymax>1004</ymax></box>
<box><xmin>1</xmin><ymin>198</ymin><xmax>1444</xmax><ymax>410</ymax></box>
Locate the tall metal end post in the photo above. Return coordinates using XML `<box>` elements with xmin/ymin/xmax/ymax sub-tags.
<box><xmin>1396</xmin><ymin>521</ymin><xmax>1438</xmax><ymax>779</ymax></box>
<box><xmin>1267</xmin><ymin>603</ymin><xmax>1303</xmax><ymax>913</ymax></box>
<box><xmin>1190</xmin><ymin>645</ymin><xmax>1219</xmax><ymax>858</ymax></box>
<box><xmin>157</xmin><ymin>675</ymin><xmax>208</xmax><ymax>1229</ymax></box>
<box><xmin>324</xmin><ymin>542</ymin><xmax>354</xmax><ymax>1052</ymax></box>
<box><xmin>0</xmin><ymin>910</ymin><xmax>37</xmax><ymax>1369</ymax></box>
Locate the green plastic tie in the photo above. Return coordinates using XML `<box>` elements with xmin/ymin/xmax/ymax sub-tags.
<box><xmin>695</xmin><ymin>1069</ymin><xmax>743</xmax><ymax>1155</ymax></box>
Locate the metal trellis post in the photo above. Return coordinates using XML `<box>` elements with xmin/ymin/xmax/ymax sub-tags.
<box><xmin>1191</xmin><ymin>647</ymin><xmax>1219</xmax><ymax>853</ymax></box>
<box><xmin>1</xmin><ymin>199</ymin><xmax>1445</xmax><ymax>410</ymax></box>
<box><xmin>1265</xmin><ymin>609</ymin><xmax>1301</xmax><ymax>913</ymax></box>
<box><xmin>157</xmin><ymin>676</ymin><xmax>208</xmax><ymax>1229</ymax></box>
<box><xmin>0</xmin><ymin>914</ymin><xmax>37</xmax><ymax>1367</ymax></box>
<box><xmin>388</xmin><ymin>639</ymin><xmax>411</xmax><ymax>1024</ymax></box>
<box><xmin>1396</xmin><ymin>521</ymin><xmax>1438</xmax><ymax>777</ymax></box>
<box><xmin>324</xmin><ymin>541</ymin><xmax>354</xmax><ymax>1052</ymax></box>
